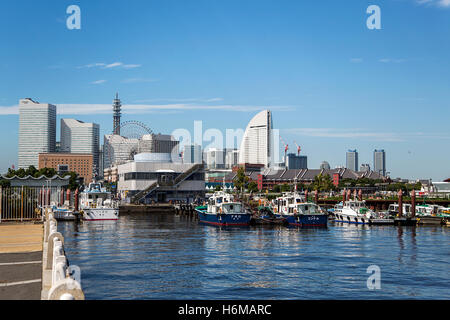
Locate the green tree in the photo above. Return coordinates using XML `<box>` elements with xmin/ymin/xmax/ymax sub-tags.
<box><xmin>63</xmin><ymin>171</ymin><xmax>80</xmax><ymax>191</ymax></box>
<box><xmin>234</xmin><ymin>168</ymin><xmax>249</xmax><ymax>193</ymax></box>
<box><xmin>248</xmin><ymin>182</ymin><xmax>258</xmax><ymax>193</ymax></box>
<box><xmin>281</xmin><ymin>183</ymin><xmax>291</xmax><ymax>192</ymax></box>
<box><xmin>272</xmin><ymin>184</ymin><xmax>281</xmax><ymax>193</ymax></box>
<box><xmin>0</xmin><ymin>179</ymin><xmax>10</xmax><ymax>187</ymax></box>
<box><xmin>25</xmin><ymin>165</ymin><xmax>37</xmax><ymax>177</ymax></box>
<box><xmin>312</xmin><ymin>173</ymin><xmax>334</xmax><ymax>192</ymax></box>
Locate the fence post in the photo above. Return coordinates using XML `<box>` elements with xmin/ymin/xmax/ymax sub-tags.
<box><xmin>21</xmin><ymin>186</ymin><xmax>24</xmax><ymax>222</ymax></box>
<box><xmin>0</xmin><ymin>186</ymin><xmax>2</xmax><ymax>223</ymax></box>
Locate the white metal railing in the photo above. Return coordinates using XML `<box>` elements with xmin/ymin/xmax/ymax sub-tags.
<box><xmin>43</xmin><ymin>209</ymin><xmax>84</xmax><ymax>300</ymax></box>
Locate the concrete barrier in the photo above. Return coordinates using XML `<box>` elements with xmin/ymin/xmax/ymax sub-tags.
<box><xmin>41</xmin><ymin>209</ymin><xmax>84</xmax><ymax>300</ymax></box>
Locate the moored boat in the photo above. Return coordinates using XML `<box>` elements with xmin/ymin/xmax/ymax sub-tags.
<box><xmin>333</xmin><ymin>199</ymin><xmax>377</xmax><ymax>225</ymax></box>
<box><xmin>272</xmin><ymin>185</ymin><xmax>327</xmax><ymax>227</ymax></box>
<box><xmin>79</xmin><ymin>182</ymin><xmax>119</xmax><ymax>221</ymax></box>
<box><xmin>195</xmin><ymin>191</ymin><xmax>252</xmax><ymax>226</ymax></box>
<box><xmin>254</xmin><ymin>206</ymin><xmax>287</xmax><ymax>225</ymax></box>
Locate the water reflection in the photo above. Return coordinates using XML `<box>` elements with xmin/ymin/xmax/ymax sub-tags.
<box><xmin>58</xmin><ymin>214</ymin><xmax>450</xmax><ymax>300</ymax></box>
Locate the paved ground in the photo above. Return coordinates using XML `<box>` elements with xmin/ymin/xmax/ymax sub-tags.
<box><xmin>0</xmin><ymin>224</ymin><xmax>43</xmax><ymax>300</ymax></box>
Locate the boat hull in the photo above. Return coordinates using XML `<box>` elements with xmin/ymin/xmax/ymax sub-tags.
<box><xmin>334</xmin><ymin>213</ymin><xmax>371</xmax><ymax>225</ymax></box>
<box><xmin>285</xmin><ymin>214</ymin><xmax>328</xmax><ymax>227</ymax></box>
<box><xmin>196</xmin><ymin>210</ymin><xmax>251</xmax><ymax>226</ymax></box>
<box><xmin>82</xmin><ymin>208</ymin><xmax>119</xmax><ymax>221</ymax></box>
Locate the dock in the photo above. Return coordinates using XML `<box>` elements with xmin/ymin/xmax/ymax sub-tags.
<box><xmin>0</xmin><ymin>223</ymin><xmax>43</xmax><ymax>300</ymax></box>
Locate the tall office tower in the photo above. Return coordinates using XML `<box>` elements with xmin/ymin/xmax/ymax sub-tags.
<box><xmin>285</xmin><ymin>153</ymin><xmax>308</xmax><ymax>169</ymax></box>
<box><xmin>225</xmin><ymin>149</ymin><xmax>240</xmax><ymax>169</ymax></box>
<box><xmin>183</xmin><ymin>144</ymin><xmax>203</xmax><ymax>164</ymax></box>
<box><xmin>346</xmin><ymin>149</ymin><xmax>358</xmax><ymax>171</ymax></box>
<box><xmin>360</xmin><ymin>163</ymin><xmax>370</xmax><ymax>172</ymax></box>
<box><xmin>205</xmin><ymin>148</ymin><xmax>225</xmax><ymax>169</ymax></box>
<box><xmin>239</xmin><ymin>110</ymin><xmax>273</xmax><ymax>167</ymax></box>
<box><xmin>18</xmin><ymin>98</ymin><xmax>56</xmax><ymax>168</ymax></box>
<box><xmin>373</xmin><ymin>149</ymin><xmax>386</xmax><ymax>176</ymax></box>
<box><xmin>60</xmin><ymin>119</ymin><xmax>100</xmax><ymax>172</ymax></box>
<box><xmin>113</xmin><ymin>93</ymin><xmax>121</xmax><ymax>135</ymax></box>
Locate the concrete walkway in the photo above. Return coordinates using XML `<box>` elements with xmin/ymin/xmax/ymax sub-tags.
<box><xmin>0</xmin><ymin>224</ymin><xmax>43</xmax><ymax>300</ymax></box>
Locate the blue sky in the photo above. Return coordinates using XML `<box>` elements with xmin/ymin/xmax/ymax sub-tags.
<box><xmin>0</xmin><ymin>0</ymin><xmax>449</xmax><ymax>180</ymax></box>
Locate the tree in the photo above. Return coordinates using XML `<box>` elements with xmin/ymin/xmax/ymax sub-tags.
<box><xmin>272</xmin><ymin>184</ymin><xmax>281</xmax><ymax>193</ymax></box>
<box><xmin>63</xmin><ymin>171</ymin><xmax>80</xmax><ymax>191</ymax></box>
<box><xmin>281</xmin><ymin>183</ymin><xmax>291</xmax><ymax>192</ymax></box>
<box><xmin>248</xmin><ymin>182</ymin><xmax>258</xmax><ymax>193</ymax></box>
<box><xmin>25</xmin><ymin>165</ymin><xmax>37</xmax><ymax>177</ymax></box>
<box><xmin>0</xmin><ymin>179</ymin><xmax>10</xmax><ymax>187</ymax></box>
<box><xmin>312</xmin><ymin>173</ymin><xmax>335</xmax><ymax>192</ymax></box>
<box><xmin>234</xmin><ymin>168</ymin><xmax>249</xmax><ymax>193</ymax></box>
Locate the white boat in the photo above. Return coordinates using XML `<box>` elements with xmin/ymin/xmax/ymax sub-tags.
<box><xmin>386</xmin><ymin>203</ymin><xmax>413</xmax><ymax>217</ymax></box>
<box><xmin>79</xmin><ymin>182</ymin><xmax>119</xmax><ymax>221</ymax></box>
<box><xmin>334</xmin><ymin>200</ymin><xmax>377</xmax><ymax>225</ymax></box>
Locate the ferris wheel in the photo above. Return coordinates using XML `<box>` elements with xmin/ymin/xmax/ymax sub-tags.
<box><xmin>105</xmin><ymin>120</ymin><xmax>153</xmax><ymax>168</ymax></box>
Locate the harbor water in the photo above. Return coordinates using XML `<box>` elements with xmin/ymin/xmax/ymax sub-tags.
<box><xmin>58</xmin><ymin>213</ymin><xmax>449</xmax><ymax>300</ymax></box>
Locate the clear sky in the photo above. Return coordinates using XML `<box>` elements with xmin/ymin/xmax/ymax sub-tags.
<box><xmin>0</xmin><ymin>0</ymin><xmax>449</xmax><ymax>180</ymax></box>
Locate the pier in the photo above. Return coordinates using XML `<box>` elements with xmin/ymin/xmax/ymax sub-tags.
<box><xmin>0</xmin><ymin>205</ymin><xmax>85</xmax><ymax>299</ymax></box>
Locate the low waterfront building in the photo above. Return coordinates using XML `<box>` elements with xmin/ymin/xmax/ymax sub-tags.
<box><xmin>38</xmin><ymin>153</ymin><xmax>93</xmax><ymax>184</ymax></box>
<box><xmin>223</xmin><ymin>167</ymin><xmax>385</xmax><ymax>190</ymax></box>
<box><xmin>117</xmin><ymin>158</ymin><xmax>205</xmax><ymax>203</ymax></box>
<box><xmin>1</xmin><ymin>175</ymin><xmax>70</xmax><ymax>188</ymax></box>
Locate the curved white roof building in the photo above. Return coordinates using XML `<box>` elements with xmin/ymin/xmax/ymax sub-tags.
<box><xmin>239</xmin><ymin>110</ymin><xmax>273</xmax><ymax>167</ymax></box>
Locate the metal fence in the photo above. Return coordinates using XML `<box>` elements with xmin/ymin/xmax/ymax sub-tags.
<box><xmin>0</xmin><ymin>186</ymin><xmax>70</xmax><ymax>222</ymax></box>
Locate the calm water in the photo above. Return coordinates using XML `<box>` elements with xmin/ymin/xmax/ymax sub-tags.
<box><xmin>58</xmin><ymin>213</ymin><xmax>450</xmax><ymax>300</ymax></box>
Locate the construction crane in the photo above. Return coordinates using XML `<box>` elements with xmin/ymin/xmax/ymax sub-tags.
<box><xmin>280</xmin><ymin>136</ymin><xmax>289</xmax><ymax>162</ymax></box>
<box><xmin>294</xmin><ymin>141</ymin><xmax>301</xmax><ymax>156</ymax></box>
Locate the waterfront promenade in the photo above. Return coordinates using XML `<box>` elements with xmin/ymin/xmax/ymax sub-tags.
<box><xmin>0</xmin><ymin>224</ymin><xmax>43</xmax><ymax>300</ymax></box>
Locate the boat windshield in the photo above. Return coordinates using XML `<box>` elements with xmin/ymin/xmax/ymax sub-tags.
<box><xmin>298</xmin><ymin>204</ymin><xmax>320</xmax><ymax>214</ymax></box>
<box><xmin>222</xmin><ymin>203</ymin><xmax>242</xmax><ymax>213</ymax></box>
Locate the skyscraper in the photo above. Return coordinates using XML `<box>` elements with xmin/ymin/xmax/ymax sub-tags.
<box><xmin>60</xmin><ymin>119</ymin><xmax>100</xmax><ymax>172</ymax></box>
<box><xmin>239</xmin><ymin>110</ymin><xmax>273</xmax><ymax>167</ymax></box>
<box><xmin>205</xmin><ymin>148</ymin><xmax>225</xmax><ymax>169</ymax></box>
<box><xmin>183</xmin><ymin>144</ymin><xmax>203</xmax><ymax>164</ymax></box>
<box><xmin>113</xmin><ymin>93</ymin><xmax>121</xmax><ymax>135</ymax></box>
<box><xmin>373</xmin><ymin>149</ymin><xmax>386</xmax><ymax>176</ymax></box>
<box><xmin>225</xmin><ymin>149</ymin><xmax>240</xmax><ymax>169</ymax></box>
<box><xmin>346</xmin><ymin>149</ymin><xmax>358</xmax><ymax>171</ymax></box>
<box><xmin>285</xmin><ymin>153</ymin><xmax>307</xmax><ymax>169</ymax></box>
<box><xmin>18</xmin><ymin>98</ymin><xmax>56</xmax><ymax>168</ymax></box>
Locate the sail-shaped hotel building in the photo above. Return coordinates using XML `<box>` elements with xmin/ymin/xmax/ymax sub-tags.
<box><xmin>238</xmin><ymin>110</ymin><xmax>274</xmax><ymax>168</ymax></box>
